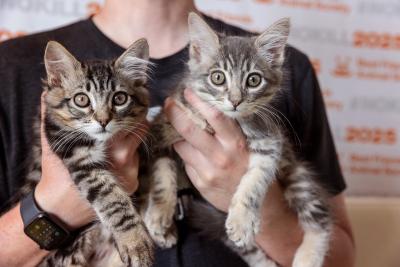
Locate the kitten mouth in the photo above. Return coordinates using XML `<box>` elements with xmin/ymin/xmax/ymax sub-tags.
<box><xmin>94</xmin><ymin>130</ymin><xmax>113</xmax><ymax>141</ymax></box>
<box><xmin>224</xmin><ymin>110</ymin><xmax>240</xmax><ymax>118</ymax></box>
<box><xmin>96</xmin><ymin>128</ymin><xmax>110</xmax><ymax>135</ymax></box>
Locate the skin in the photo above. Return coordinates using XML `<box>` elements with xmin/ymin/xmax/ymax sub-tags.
<box><xmin>93</xmin><ymin>0</ymin><xmax>196</xmax><ymax>58</ymax></box>
<box><xmin>0</xmin><ymin>95</ymin><xmax>144</xmax><ymax>267</ymax></box>
<box><xmin>166</xmin><ymin>89</ymin><xmax>355</xmax><ymax>267</ymax></box>
<box><xmin>0</xmin><ymin>1</ymin><xmax>355</xmax><ymax>267</ymax></box>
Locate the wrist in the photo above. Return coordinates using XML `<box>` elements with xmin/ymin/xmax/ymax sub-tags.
<box><xmin>35</xmin><ymin>180</ymin><xmax>95</xmax><ymax>230</ymax></box>
<box><xmin>0</xmin><ymin>204</ymin><xmax>50</xmax><ymax>266</ymax></box>
<box><xmin>255</xmin><ymin>182</ymin><xmax>303</xmax><ymax>265</ymax></box>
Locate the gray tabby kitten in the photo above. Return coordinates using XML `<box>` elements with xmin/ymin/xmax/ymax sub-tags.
<box><xmin>145</xmin><ymin>13</ymin><xmax>332</xmax><ymax>267</ymax></box>
<box><xmin>20</xmin><ymin>39</ymin><xmax>153</xmax><ymax>267</ymax></box>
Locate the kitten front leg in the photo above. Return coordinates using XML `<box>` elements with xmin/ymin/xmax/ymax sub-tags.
<box><xmin>224</xmin><ymin>240</ymin><xmax>278</xmax><ymax>267</ymax></box>
<box><xmin>225</xmin><ymin>152</ymin><xmax>279</xmax><ymax>248</ymax></box>
<box><xmin>38</xmin><ymin>225</ymin><xmax>101</xmax><ymax>267</ymax></box>
<box><xmin>71</xmin><ymin>168</ymin><xmax>153</xmax><ymax>267</ymax></box>
<box><xmin>284</xmin><ymin>165</ymin><xmax>332</xmax><ymax>267</ymax></box>
<box><xmin>144</xmin><ymin>157</ymin><xmax>178</xmax><ymax>248</ymax></box>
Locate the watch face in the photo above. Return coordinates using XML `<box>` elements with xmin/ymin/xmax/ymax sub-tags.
<box><xmin>24</xmin><ymin>214</ymin><xmax>69</xmax><ymax>250</ymax></box>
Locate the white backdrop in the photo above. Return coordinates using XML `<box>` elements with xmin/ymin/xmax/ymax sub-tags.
<box><xmin>1</xmin><ymin>0</ymin><xmax>399</xmax><ymax>196</ymax></box>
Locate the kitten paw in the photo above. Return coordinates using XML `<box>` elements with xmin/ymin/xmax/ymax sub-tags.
<box><xmin>115</xmin><ymin>227</ymin><xmax>154</xmax><ymax>267</ymax></box>
<box><xmin>144</xmin><ymin>208</ymin><xmax>177</xmax><ymax>248</ymax></box>
<box><xmin>292</xmin><ymin>247</ymin><xmax>325</xmax><ymax>267</ymax></box>
<box><xmin>225</xmin><ymin>206</ymin><xmax>260</xmax><ymax>248</ymax></box>
<box><xmin>149</xmin><ymin>224</ymin><xmax>177</xmax><ymax>248</ymax></box>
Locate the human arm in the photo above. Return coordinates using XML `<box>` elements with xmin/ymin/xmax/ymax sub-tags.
<box><xmin>255</xmin><ymin>185</ymin><xmax>355</xmax><ymax>267</ymax></box>
<box><xmin>166</xmin><ymin>89</ymin><xmax>355</xmax><ymax>267</ymax></box>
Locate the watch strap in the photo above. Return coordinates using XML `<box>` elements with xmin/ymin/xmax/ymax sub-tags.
<box><xmin>20</xmin><ymin>189</ymin><xmax>43</xmax><ymax>225</ymax></box>
<box><xmin>20</xmin><ymin>189</ymin><xmax>75</xmax><ymax>250</ymax></box>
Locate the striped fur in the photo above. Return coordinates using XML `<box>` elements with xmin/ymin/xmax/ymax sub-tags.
<box><xmin>21</xmin><ymin>39</ymin><xmax>153</xmax><ymax>267</ymax></box>
<box><xmin>145</xmin><ymin>13</ymin><xmax>332</xmax><ymax>267</ymax></box>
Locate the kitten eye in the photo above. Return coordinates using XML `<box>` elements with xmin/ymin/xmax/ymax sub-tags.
<box><xmin>73</xmin><ymin>93</ymin><xmax>90</xmax><ymax>108</ymax></box>
<box><xmin>210</xmin><ymin>71</ymin><xmax>225</xmax><ymax>86</ymax></box>
<box><xmin>113</xmin><ymin>92</ymin><xmax>128</xmax><ymax>106</ymax></box>
<box><xmin>247</xmin><ymin>73</ymin><xmax>262</xmax><ymax>88</ymax></box>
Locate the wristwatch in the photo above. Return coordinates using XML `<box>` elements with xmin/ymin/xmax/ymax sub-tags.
<box><xmin>20</xmin><ymin>189</ymin><xmax>70</xmax><ymax>250</ymax></box>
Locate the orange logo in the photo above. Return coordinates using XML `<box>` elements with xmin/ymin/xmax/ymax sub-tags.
<box><xmin>355</xmin><ymin>57</ymin><xmax>400</xmax><ymax>81</ymax></box>
<box><xmin>332</xmin><ymin>56</ymin><xmax>352</xmax><ymax>78</ymax></box>
<box><xmin>279</xmin><ymin>0</ymin><xmax>350</xmax><ymax>13</ymax></box>
<box><xmin>354</xmin><ymin>31</ymin><xmax>400</xmax><ymax>50</ymax></box>
<box><xmin>346</xmin><ymin>127</ymin><xmax>396</xmax><ymax>145</ymax></box>
<box><xmin>310</xmin><ymin>58</ymin><xmax>321</xmax><ymax>74</ymax></box>
<box><xmin>348</xmin><ymin>153</ymin><xmax>400</xmax><ymax>177</ymax></box>
<box><xmin>0</xmin><ymin>29</ymin><xmax>26</xmax><ymax>43</ymax></box>
<box><xmin>87</xmin><ymin>2</ymin><xmax>103</xmax><ymax>17</ymax></box>
<box><xmin>254</xmin><ymin>0</ymin><xmax>274</xmax><ymax>3</ymax></box>
<box><xmin>321</xmin><ymin>88</ymin><xmax>331</xmax><ymax>98</ymax></box>
<box><xmin>206</xmin><ymin>11</ymin><xmax>253</xmax><ymax>25</ymax></box>
<box><xmin>321</xmin><ymin>88</ymin><xmax>343</xmax><ymax>111</ymax></box>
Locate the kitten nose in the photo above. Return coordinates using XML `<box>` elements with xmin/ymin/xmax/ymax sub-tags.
<box><xmin>231</xmin><ymin>99</ymin><xmax>242</xmax><ymax>109</ymax></box>
<box><xmin>98</xmin><ymin>119</ymin><xmax>110</xmax><ymax>129</ymax></box>
<box><xmin>95</xmin><ymin>111</ymin><xmax>112</xmax><ymax>129</ymax></box>
<box><xmin>96</xmin><ymin>116</ymin><xmax>111</xmax><ymax>129</ymax></box>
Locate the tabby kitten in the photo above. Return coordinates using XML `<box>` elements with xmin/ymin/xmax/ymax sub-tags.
<box><xmin>145</xmin><ymin>13</ymin><xmax>332</xmax><ymax>267</ymax></box>
<box><xmin>21</xmin><ymin>39</ymin><xmax>153</xmax><ymax>267</ymax></box>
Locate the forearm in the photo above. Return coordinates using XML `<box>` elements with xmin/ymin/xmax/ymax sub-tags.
<box><xmin>255</xmin><ymin>182</ymin><xmax>303</xmax><ymax>267</ymax></box>
<box><xmin>255</xmin><ymin>186</ymin><xmax>355</xmax><ymax>267</ymax></box>
<box><xmin>322</xmin><ymin>224</ymin><xmax>355</xmax><ymax>267</ymax></box>
<box><xmin>0</xmin><ymin>203</ymin><xmax>49</xmax><ymax>267</ymax></box>
<box><xmin>257</xmin><ymin>221</ymin><xmax>355</xmax><ymax>267</ymax></box>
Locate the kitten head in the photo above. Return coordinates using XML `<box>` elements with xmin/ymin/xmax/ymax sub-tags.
<box><xmin>43</xmin><ymin>39</ymin><xmax>150</xmax><ymax>141</ymax></box>
<box><xmin>187</xmin><ymin>13</ymin><xmax>290</xmax><ymax>119</ymax></box>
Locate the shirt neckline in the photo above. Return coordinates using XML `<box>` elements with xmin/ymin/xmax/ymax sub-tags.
<box><xmin>85</xmin><ymin>17</ymin><xmax>189</xmax><ymax>66</ymax></box>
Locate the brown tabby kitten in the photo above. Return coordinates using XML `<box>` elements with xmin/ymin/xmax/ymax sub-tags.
<box><xmin>145</xmin><ymin>13</ymin><xmax>332</xmax><ymax>267</ymax></box>
<box><xmin>20</xmin><ymin>39</ymin><xmax>153</xmax><ymax>267</ymax></box>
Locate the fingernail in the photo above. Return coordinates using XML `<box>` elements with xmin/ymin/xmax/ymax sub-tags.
<box><xmin>185</xmin><ymin>89</ymin><xmax>198</xmax><ymax>104</ymax></box>
<box><xmin>184</xmin><ymin>88</ymin><xmax>192</xmax><ymax>98</ymax></box>
<box><xmin>164</xmin><ymin>97</ymin><xmax>173</xmax><ymax>108</ymax></box>
<box><xmin>172</xmin><ymin>142</ymin><xmax>180</xmax><ymax>151</ymax></box>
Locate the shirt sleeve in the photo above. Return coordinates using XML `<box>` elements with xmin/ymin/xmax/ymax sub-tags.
<box><xmin>0</xmin><ymin>129</ymin><xmax>9</xmax><ymax>212</ymax></box>
<box><xmin>284</xmin><ymin>47</ymin><xmax>346</xmax><ymax>195</ymax></box>
<box><xmin>0</xmin><ymin>51</ymin><xmax>12</xmax><ymax>211</ymax></box>
<box><xmin>0</xmin><ymin>40</ymin><xmax>34</xmax><ymax>212</ymax></box>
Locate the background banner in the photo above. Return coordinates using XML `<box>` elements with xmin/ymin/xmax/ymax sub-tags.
<box><xmin>1</xmin><ymin>0</ymin><xmax>399</xmax><ymax>196</ymax></box>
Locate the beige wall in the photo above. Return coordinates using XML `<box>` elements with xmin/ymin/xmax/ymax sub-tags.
<box><xmin>346</xmin><ymin>197</ymin><xmax>400</xmax><ymax>267</ymax></box>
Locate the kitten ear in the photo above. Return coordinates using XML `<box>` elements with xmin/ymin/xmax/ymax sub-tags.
<box><xmin>255</xmin><ymin>18</ymin><xmax>290</xmax><ymax>68</ymax></box>
<box><xmin>115</xmin><ymin>38</ymin><xmax>150</xmax><ymax>81</ymax></box>
<box><xmin>188</xmin><ymin>12</ymin><xmax>219</xmax><ymax>63</ymax></box>
<box><xmin>44</xmin><ymin>41</ymin><xmax>82</xmax><ymax>87</ymax></box>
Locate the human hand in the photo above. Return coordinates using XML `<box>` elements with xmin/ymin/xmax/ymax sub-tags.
<box><xmin>165</xmin><ymin>90</ymin><xmax>300</xmax><ymax>253</ymax></box>
<box><xmin>164</xmin><ymin>89</ymin><xmax>249</xmax><ymax>212</ymax></box>
<box><xmin>35</xmin><ymin>93</ymin><xmax>146</xmax><ymax>229</ymax></box>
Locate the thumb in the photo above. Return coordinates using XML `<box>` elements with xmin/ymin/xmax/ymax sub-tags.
<box><xmin>40</xmin><ymin>92</ymin><xmax>52</xmax><ymax>155</ymax></box>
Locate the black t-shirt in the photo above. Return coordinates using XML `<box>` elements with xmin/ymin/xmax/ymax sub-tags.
<box><xmin>0</xmin><ymin>16</ymin><xmax>345</xmax><ymax>266</ymax></box>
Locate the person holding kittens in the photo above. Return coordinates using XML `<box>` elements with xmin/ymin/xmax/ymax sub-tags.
<box><xmin>0</xmin><ymin>0</ymin><xmax>355</xmax><ymax>266</ymax></box>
